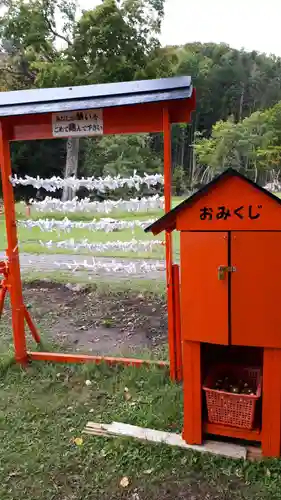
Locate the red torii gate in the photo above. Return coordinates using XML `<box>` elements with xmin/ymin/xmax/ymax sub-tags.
<box><xmin>0</xmin><ymin>76</ymin><xmax>195</xmax><ymax>380</ymax></box>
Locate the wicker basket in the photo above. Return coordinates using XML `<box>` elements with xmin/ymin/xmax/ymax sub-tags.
<box><xmin>203</xmin><ymin>365</ymin><xmax>262</xmax><ymax>430</ymax></box>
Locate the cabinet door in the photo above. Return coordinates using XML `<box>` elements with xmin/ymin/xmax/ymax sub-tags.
<box><xmin>180</xmin><ymin>232</ymin><xmax>229</xmax><ymax>345</ymax></box>
<box><xmin>231</xmin><ymin>232</ymin><xmax>281</xmax><ymax>348</ymax></box>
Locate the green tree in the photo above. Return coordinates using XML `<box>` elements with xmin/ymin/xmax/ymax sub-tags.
<box><xmin>175</xmin><ymin>43</ymin><xmax>281</xmax><ymax>135</ymax></box>
<box><xmin>0</xmin><ymin>0</ymin><xmax>167</xmax><ymax>198</ymax></box>
<box><xmin>3</xmin><ymin>4</ymin><xmax>281</xmax><ymax>190</ymax></box>
<box><xmin>82</xmin><ymin>133</ymin><xmax>162</xmax><ymax>198</ymax></box>
<box><xmin>195</xmin><ymin>107</ymin><xmax>278</xmax><ymax>183</ymax></box>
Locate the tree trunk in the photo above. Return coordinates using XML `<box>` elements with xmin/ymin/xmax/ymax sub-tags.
<box><xmin>62</xmin><ymin>137</ymin><xmax>79</xmax><ymax>201</ymax></box>
<box><xmin>180</xmin><ymin>126</ymin><xmax>185</xmax><ymax>168</ymax></box>
<box><xmin>254</xmin><ymin>160</ymin><xmax>258</xmax><ymax>183</ymax></box>
<box><xmin>239</xmin><ymin>82</ymin><xmax>245</xmax><ymax>122</ymax></box>
<box><xmin>183</xmin><ymin>123</ymin><xmax>192</xmax><ymax>178</ymax></box>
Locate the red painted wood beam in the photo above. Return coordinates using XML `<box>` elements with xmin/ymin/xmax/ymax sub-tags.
<box><xmin>28</xmin><ymin>351</ymin><xmax>169</xmax><ymax>368</ymax></box>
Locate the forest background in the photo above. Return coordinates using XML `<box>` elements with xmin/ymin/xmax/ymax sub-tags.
<box><xmin>1</xmin><ymin>0</ymin><xmax>281</xmax><ymax>200</ymax></box>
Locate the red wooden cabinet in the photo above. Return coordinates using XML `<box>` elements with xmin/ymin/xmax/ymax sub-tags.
<box><xmin>181</xmin><ymin>230</ymin><xmax>281</xmax><ymax>349</ymax></box>
<box><xmin>180</xmin><ymin>231</ymin><xmax>229</xmax><ymax>345</ymax></box>
<box><xmin>231</xmin><ymin>231</ymin><xmax>281</xmax><ymax>348</ymax></box>
<box><xmin>146</xmin><ymin>168</ymin><xmax>281</xmax><ymax>457</ymax></box>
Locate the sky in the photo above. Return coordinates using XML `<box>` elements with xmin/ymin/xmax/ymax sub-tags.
<box><xmin>79</xmin><ymin>0</ymin><xmax>281</xmax><ymax>56</ymax></box>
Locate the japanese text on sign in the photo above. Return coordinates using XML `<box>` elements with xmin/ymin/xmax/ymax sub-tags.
<box><xmin>199</xmin><ymin>205</ymin><xmax>263</xmax><ymax>221</ymax></box>
<box><xmin>52</xmin><ymin>109</ymin><xmax>103</xmax><ymax>137</ymax></box>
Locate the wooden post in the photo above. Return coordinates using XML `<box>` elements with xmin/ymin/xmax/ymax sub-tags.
<box><xmin>25</xmin><ymin>203</ymin><xmax>31</xmax><ymax>217</ymax></box>
<box><xmin>163</xmin><ymin>107</ymin><xmax>176</xmax><ymax>381</ymax></box>
<box><xmin>172</xmin><ymin>264</ymin><xmax>182</xmax><ymax>381</ymax></box>
<box><xmin>0</xmin><ymin>285</ymin><xmax>6</xmax><ymax>316</ymax></box>
<box><xmin>262</xmin><ymin>348</ymin><xmax>281</xmax><ymax>457</ymax></box>
<box><xmin>24</xmin><ymin>306</ymin><xmax>41</xmax><ymax>344</ymax></box>
<box><xmin>182</xmin><ymin>340</ymin><xmax>202</xmax><ymax>445</ymax></box>
<box><xmin>0</xmin><ymin>120</ymin><xmax>27</xmax><ymax>363</ymax></box>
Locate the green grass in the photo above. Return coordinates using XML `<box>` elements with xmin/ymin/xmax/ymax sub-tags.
<box><xmin>21</xmin><ymin>270</ymin><xmax>167</xmax><ymax>295</ymax></box>
<box><xmin>1</xmin><ymin>360</ymin><xmax>281</xmax><ymax>499</ymax></box>
<box><xmin>0</xmin><ymin>198</ymin><xmax>183</xmax><ymax>259</ymax></box>
<box><xmin>1</xmin><ymin>277</ymin><xmax>281</xmax><ymax>499</ymax></box>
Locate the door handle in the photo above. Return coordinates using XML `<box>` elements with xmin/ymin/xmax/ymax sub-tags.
<box><xmin>218</xmin><ymin>265</ymin><xmax>236</xmax><ymax>280</ymax></box>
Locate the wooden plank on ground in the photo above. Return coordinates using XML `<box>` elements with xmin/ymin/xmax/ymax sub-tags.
<box><xmin>83</xmin><ymin>421</ymin><xmax>247</xmax><ymax>460</ymax></box>
<box><xmin>247</xmin><ymin>446</ymin><xmax>263</xmax><ymax>461</ymax></box>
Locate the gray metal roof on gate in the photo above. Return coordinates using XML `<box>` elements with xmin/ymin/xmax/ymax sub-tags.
<box><xmin>0</xmin><ymin>76</ymin><xmax>193</xmax><ymax>117</ymax></box>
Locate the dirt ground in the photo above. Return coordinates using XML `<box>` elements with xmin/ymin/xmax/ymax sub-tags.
<box><xmin>21</xmin><ymin>281</ymin><xmax>168</xmax><ymax>356</ymax></box>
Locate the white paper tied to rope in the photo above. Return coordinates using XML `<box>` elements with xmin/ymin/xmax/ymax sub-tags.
<box><xmin>19</xmin><ymin>217</ymin><xmax>156</xmax><ymax>233</ymax></box>
<box><xmin>10</xmin><ymin>171</ymin><xmax>164</xmax><ymax>193</ymax></box>
<box><xmin>39</xmin><ymin>238</ymin><xmax>163</xmax><ymax>253</ymax></box>
<box><xmin>264</xmin><ymin>182</ymin><xmax>281</xmax><ymax>193</ymax></box>
<box><xmin>27</xmin><ymin>195</ymin><xmax>164</xmax><ymax>214</ymax></box>
<box><xmin>53</xmin><ymin>258</ymin><xmax>165</xmax><ymax>275</ymax></box>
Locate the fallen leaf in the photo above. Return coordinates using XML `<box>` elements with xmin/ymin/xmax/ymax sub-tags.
<box><xmin>7</xmin><ymin>471</ymin><xmax>20</xmax><ymax>479</ymax></box>
<box><xmin>120</xmin><ymin>476</ymin><xmax>129</xmax><ymax>488</ymax></box>
<box><xmin>131</xmin><ymin>493</ymin><xmax>140</xmax><ymax>500</ymax></box>
<box><xmin>124</xmin><ymin>387</ymin><xmax>132</xmax><ymax>401</ymax></box>
<box><xmin>74</xmin><ymin>437</ymin><xmax>83</xmax><ymax>446</ymax></box>
<box><xmin>143</xmin><ymin>468</ymin><xmax>154</xmax><ymax>475</ymax></box>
